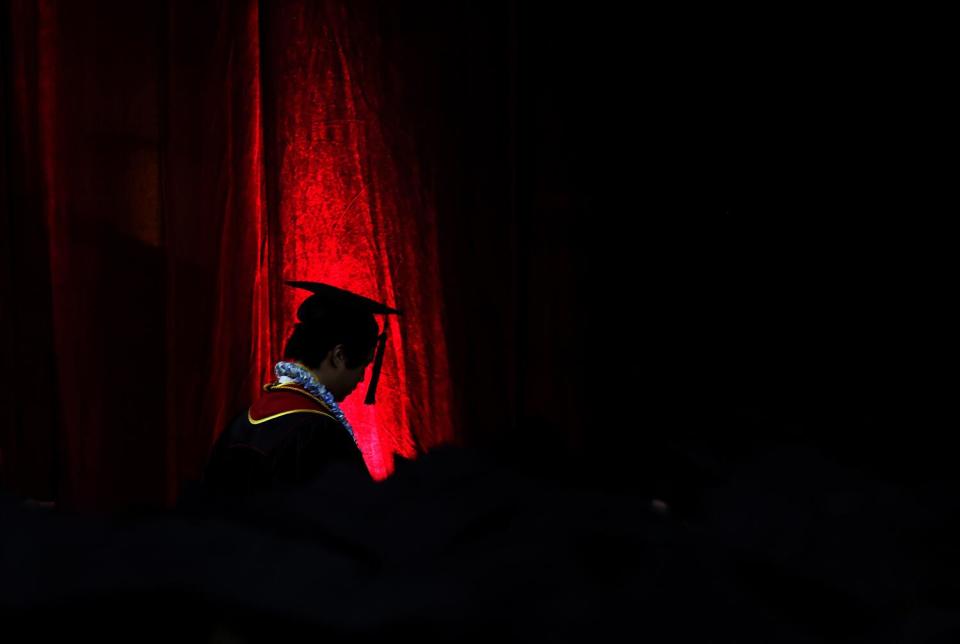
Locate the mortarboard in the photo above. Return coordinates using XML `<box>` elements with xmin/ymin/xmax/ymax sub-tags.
<box><xmin>286</xmin><ymin>281</ymin><xmax>402</xmax><ymax>404</ymax></box>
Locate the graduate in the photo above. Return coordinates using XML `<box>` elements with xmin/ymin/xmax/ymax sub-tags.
<box><xmin>203</xmin><ymin>281</ymin><xmax>401</xmax><ymax>495</ymax></box>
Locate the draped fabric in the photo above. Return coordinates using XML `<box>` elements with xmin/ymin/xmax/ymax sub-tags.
<box><xmin>0</xmin><ymin>0</ymin><xmax>453</xmax><ymax>510</ymax></box>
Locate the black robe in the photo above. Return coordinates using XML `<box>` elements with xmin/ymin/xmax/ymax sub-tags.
<box><xmin>203</xmin><ymin>382</ymin><xmax>368</xmax><ymax>495</ymax></box>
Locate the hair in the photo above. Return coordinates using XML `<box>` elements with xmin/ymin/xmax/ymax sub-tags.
<box><xmin>282</xmin><ymin>313</ymin><xmax>379</xmax><ymax>369</ymax></box>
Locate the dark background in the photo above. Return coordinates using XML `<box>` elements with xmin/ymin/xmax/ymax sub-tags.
<box><xmin>428</xmin><ymin>3</ymin><xmax>950</xmax><ymax>497</ymax></box>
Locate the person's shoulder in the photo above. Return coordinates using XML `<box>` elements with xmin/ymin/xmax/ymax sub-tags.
<box><xmin>247</xmin><ymin>382</ymin><xmax>336</xmax><ymax>425</ymax></box>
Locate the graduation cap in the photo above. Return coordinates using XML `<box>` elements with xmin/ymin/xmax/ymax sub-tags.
<box><xmin>286</xmin><ymin>281</ymin><xmax>402</xmax><ymax>404</ymax></box>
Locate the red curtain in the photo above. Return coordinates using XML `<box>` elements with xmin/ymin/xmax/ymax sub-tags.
<box><xmin>0</xmin><ymin>0</ymin><xmax>453</xmax><ymax>510</ymax></box>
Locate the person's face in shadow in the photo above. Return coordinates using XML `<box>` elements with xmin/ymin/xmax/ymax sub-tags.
<box><xmin>316</xmin><ymin>344</ymin><xmax>375</xmax><ymax>402</ymax></box>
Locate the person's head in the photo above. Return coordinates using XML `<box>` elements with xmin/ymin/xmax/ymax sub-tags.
<box><xmin>283</xmin><ymin>313</ymin><xmax>379</xmax><ymax>402</ymax></box>
<box><xmin>284</xmin><ymin>281</ymin><xmax>402</xmax><ymax>404</ymax></box>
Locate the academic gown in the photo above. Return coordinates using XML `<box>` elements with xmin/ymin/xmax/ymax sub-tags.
<box><xmin>203</xmin><ymin>382</ymin><xmax>369</xmax><ymax>495</ymax></box>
